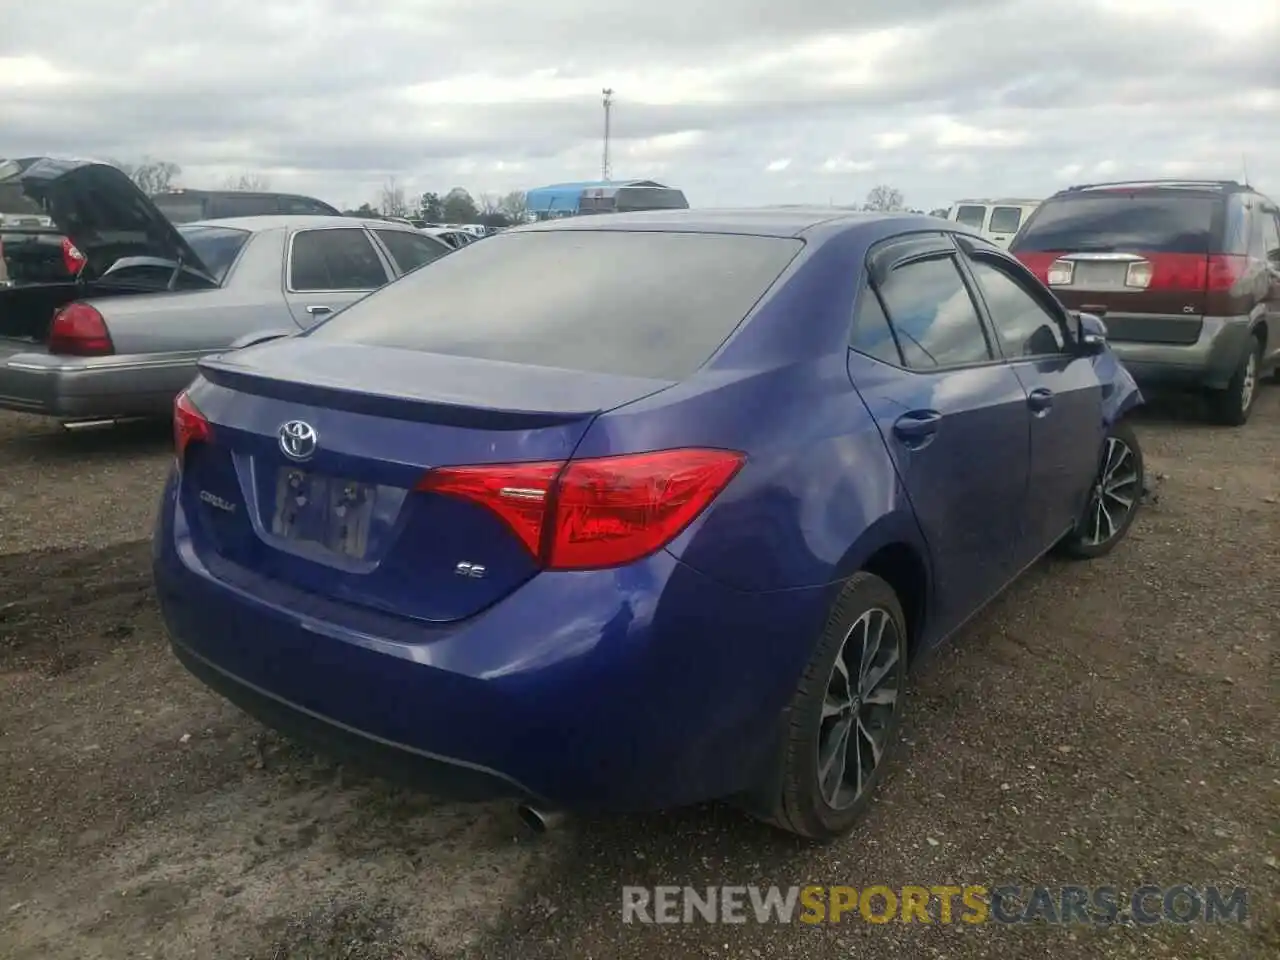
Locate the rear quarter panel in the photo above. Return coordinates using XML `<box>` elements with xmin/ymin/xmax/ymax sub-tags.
<box><xmin>572</xmin><ymin>226</ymin><xmax>931</xmax><ymax>595</ymax></box>
<box><xmin>100</xmin><ymin>228</ymin><xmax>297</xmax><ymax>355</ymax></box>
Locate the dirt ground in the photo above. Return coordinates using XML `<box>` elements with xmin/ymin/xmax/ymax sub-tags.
<box><xmin>0</xmin><ymin>391</ymin><xmax>1277</xmax><ymax>960</ymax></box>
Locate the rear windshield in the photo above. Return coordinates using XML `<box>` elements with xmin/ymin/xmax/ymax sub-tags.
<box><xmin>988</xmin><ymin>206</ymin><xmax>1023</xmax><ymax>233</ymax></box>
<box><xmin>152</xmin><ymin>196</ymin><xmax>206</xmax><ymax>223</ymax></box>
<box><xmin>177</xmin><ymin>224</ymin><xmax>251</xmax><ymax>283</ymax></box>
<box><xmin>305</xmin><ymin>230</ymin><xmax>803</xmax><ymax>380</ymax></box>
<box><xmin>1012</xmin><ymin>193</ymin><xmax>1218</xmax><ymax>254</ymax></box>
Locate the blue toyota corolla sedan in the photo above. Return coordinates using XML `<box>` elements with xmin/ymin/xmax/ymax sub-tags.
<box><xmin>153</xmin><ymin>209</ymin><xmax>1145</xmax><ymax>839</ymax></box>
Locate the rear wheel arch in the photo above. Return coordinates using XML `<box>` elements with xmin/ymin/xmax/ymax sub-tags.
<box><xmin>860</xmin><ymin>542</ymin><xmax>928</xmax><ymax>661</ymax></box>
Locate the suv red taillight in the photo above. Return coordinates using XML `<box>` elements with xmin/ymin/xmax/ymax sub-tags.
<box><xmin>417</xmin><ymin>448</ymin><xmax>746</xmax><ymax>570</ymax></box>
<box><xmin>47</xmin><ymin>303</ymin><xmax>113</xmax><ymax>356</ymax></box>
<box><xmin>173</xmin><ymin>390</ymin><xmax>213</xmax><ymax>462</ymax></box>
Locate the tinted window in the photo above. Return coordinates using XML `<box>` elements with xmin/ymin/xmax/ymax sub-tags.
<box><xmin>176</xmin><ymin>225</ymin><xmax>251</xmax><ymax>283</ymax></box>
<box><xmin>876</xmin><ymin>256</ymin><xmax>992</xmax><ymax>369</ymax></box>
<box><xmin>375</xmin><ymin>229</ymin><xmax>448</xmax><ymax>274</ymax></box>
<box><xmin>968</xmin><ymin>259</ymin><xmax>1066</xmax><ymax>356</ymax></box>
<box><xmin>614</xmin><ymin>187</ymin><xmax>689</xmax><ymax>211</ymax></box>
<box><xmin>955</xmin><ymin>205</ymin><xmax>986</xmax><ymax>229</ymax></box>
<box><xmin>849</xmin><ymin>288</ymin><xmax>902</xmax><ymax>364</ymax></box>
<box><xmin>151</xmin><ymin>196</ymin><xmax>206</xmax><ymax>223</ymax></box>
<box><xmin>305</xmin><ymin>231</ymin><xmax>803</xmax><ymax>380</ymax></box>
<box><xmin>281</xmin><ymin>196</ymin><xmax>339</xmax><ymax>216</ymax></box>
<box><xmin>211</xmin><ymin>194</ymin><xmax>280</xmax><ymax>218</ymax></box>
<box><xmin>989</xmin><ymin>206</ymin><xmax>1023</xmax><ymax>233</ymax></box>
<box><xmin>1012</xmin><ymin>194</ymin><xmax>1217</xmax><ymax>254</ymax></box>
<box><xmin>290</xmin><ymin>228</ymin><xmax>388</xmax><ymax>290</ymax></box>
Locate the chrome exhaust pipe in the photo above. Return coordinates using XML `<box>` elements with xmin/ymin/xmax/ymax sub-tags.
<box><xmin>59</xmin><ymin>416</ymin><xmax>147</xmax><ymax>432</ymax></box>
<box><xmin>516</xmin><ymin>802</ymin><xmax>566</xmax><ymax>833</ymax></box>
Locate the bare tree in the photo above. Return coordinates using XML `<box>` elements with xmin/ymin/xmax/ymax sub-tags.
<box><xmin>222</xmin><ymin>173</ymin><xmax>272</xmax><ymax>191</ymax></box>
<box><xmin>379</xmin><ymin>177</ymin><xmax>408</xmax><ymax>218</ymax></box>
<box><xmin>108</xmin><ymin>157</ymin><xmax>181</xmax><ymax>194</ymax></box>
<box><xmin>477</xmin><ymin>193</ymin><xmax>502</xmax><ymax>216</ymax></box>
<box><xmin>498</xmin><ymin>190</ymin><xmax>529</xmax><ymax>223</ymax></box>
<box><xmin>863</xmin><ymin>184</ymin><xmax>906</xmax><ymax>212</ymax></box>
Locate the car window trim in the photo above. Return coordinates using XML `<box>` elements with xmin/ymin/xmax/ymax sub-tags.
<box><xmin>369</xmin><ymin>227</ymin><xmax>451</xmax><ymax>276</ymax></box>
<box><xmin>955</xmin><ymin>242</ymin><xmax>1073</xmax><ymax>359</ymax></box>
<box><xmin>862</xmin><ymin>239</ymin><xmax>1003</xmax><ymax>373</ymax></box>
<box><xmin>285</xmin><ymin>225</ymin><xmax>394</xmax><ymax>294</ymax></box>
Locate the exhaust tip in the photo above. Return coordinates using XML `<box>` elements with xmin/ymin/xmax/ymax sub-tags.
<box><xmin>517</xmin><ymin>803</ymin><xmax>565</xmax><ymax>833</ymax></box>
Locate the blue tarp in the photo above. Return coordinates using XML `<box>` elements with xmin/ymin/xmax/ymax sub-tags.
<box><xmin>524</xmin><ymin>179</ymin><xmax>666</xmax><ymax>214</ymax></box>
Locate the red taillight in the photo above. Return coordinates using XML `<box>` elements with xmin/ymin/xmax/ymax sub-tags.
<box><xmin>1204</xmin><ymin>254</ymin><xmax>1248</xmax><ymax>292</ymax></box>
<box><xmin>1014</xmin><ymin>252</ymin><xmax>1056</xmax><ymax>283</ymax></box>
<box><xmin>47</xmin><ymin>302</ymin><xmax>113</xmax><ymax>356</ymax></box>
<box><xmin>417</xmin><ymin>448</ymin><xmax>746</xmax><ymax>570</ymax></box>
<box><xmin>173</xmin><ymin>390</ymin><xmax>213</xmax><ymax>462</ymax></box>
<box><xmin>60</xmin><ymin>237</ymin><xmax>86</xmax><ymax>276</ymax></box>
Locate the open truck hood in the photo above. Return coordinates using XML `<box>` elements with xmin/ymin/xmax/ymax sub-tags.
<box><xmin>0</xmin><ymin>157</ymin><xmax>216</xmax><ymax>285</ymax></box>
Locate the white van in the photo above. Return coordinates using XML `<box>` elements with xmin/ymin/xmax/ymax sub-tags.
<box><xmin>945</xmin><ymin>199</ymin><xmax>1041</xmax><ymax>248</ymax></box>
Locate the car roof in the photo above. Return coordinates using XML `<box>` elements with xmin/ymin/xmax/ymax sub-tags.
<box><xmin>179</xmin><ymin>215</ymin><xmax>413</xmax><ymax>232</ymax></box>
<box><xmin>513</xmin><ymin>208</ymin><xmax>948</xmax><ymax>241</ymax></box>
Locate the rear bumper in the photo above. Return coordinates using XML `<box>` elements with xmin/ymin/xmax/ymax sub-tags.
<box><xmin>0</xmin><ymin>343</ymin><xmax>192</xmax><ymax>418</ymax></box>
<box><xmin>1109</xmin><ymin>315</ymin><xmax>1255</xmax><ymax>391</ymax></box>
<box><xmin>151</xmin><ymin>472</ymin><xmax>832</xmax><ymax>812</ymax></box>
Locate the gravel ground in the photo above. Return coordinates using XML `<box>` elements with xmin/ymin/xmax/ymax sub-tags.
<box><xmin>0</xmin><ymin>392</ymin><xmax>1277</xmax><ymax>960</ymax></box>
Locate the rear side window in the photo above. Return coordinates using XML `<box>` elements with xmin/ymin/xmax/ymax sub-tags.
<box><xmin>305</xmin><ymin>231</ymin><xmax>804</xmax><ymax>380</ymax></box>
<box><xmin>176</xmin><ymin>225</ymin><xmax>251</xmax><ymax>283</ymax></box>
<box><xmin>374</xmin><ymin>229</ymin><xmax>449</xmax><ymax>274</ymax></box>
<box><xmin>289</xmin><ymin>228</ymin><xmax>389</xmax><ymax>291</ymax></box>
<box><xmin>875</xmin><ymin>256</ymin><xmax>993</xmax><ymax>369</ymax></box>
<box><xmin>954</xmin><ymin>205</ymin><xmax>986</xmax><ymax>229</ymax></box>
<box><xmin>988</xmin><ymin>206</ymin><xmax>1023</xmax><ymax>234</ymax></box>
<box><xmin>1012</xmin><ymin>194</ymin><xmax>1218</xmax><ymax>254</ymax></box>
<box><xmin>849</xmin><ymin>289</ymin><xmax>903</xmax><ymax>365</ymax></box>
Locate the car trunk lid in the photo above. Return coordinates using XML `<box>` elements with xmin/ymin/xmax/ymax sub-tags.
<box><xmin>0</xmin><ymin>157</ymin><xmax>217</xmax><ymax>286</ymax></box>
<box><xmin>178</xmin><ymin>339</ymin><xmax>677</xmax><ymax>622</ymax></box>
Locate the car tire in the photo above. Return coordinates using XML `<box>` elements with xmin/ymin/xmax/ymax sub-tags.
<box><xmin>754</xmin><ymin>572</ymin><xmax>908</xmax><ymax>840</ymax></box>
<box><xmin>1207</xmin><ymin>335</ymin><xmax>1263</xmax><ymax>426</ymax></box>
<box><xmin>1057</xmin><ymin>419</ymin><xmax>1145</xmax><ymax>560</ymax></box>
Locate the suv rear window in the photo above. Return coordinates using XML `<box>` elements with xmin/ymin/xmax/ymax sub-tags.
<box><xmin>152</xmin><ymin>196</ymin><xmax>206</xmax><ymax>223</ymax></box>
<box><xmin>954</xmin><ymin>205</ymin><xmax>986</xmax><ymax>229</ymax></box>
<box><xmin>305</xmin><ymin>230</ymin><xmax>803</xmax><ymax>380</ymax></box>
<box><xmin>1012</xmin><ymin>193</ymin><xmax>1217</xmax><ymax>254</ymax></box>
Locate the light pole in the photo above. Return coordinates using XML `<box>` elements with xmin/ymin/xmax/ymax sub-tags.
<box><xmin>601</xmin><ymin>88</ymin><xmax>614</xmax><ymax>182</ymax></box>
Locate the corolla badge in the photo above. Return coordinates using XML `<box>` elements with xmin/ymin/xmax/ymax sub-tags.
<box><xmin>278</xmin><ymin>420</ymin><xmax>318</xmax><ymax>461</ymax></box>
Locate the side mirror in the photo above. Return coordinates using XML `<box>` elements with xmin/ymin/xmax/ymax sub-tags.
<box><xmin>1074</xmin><ymin>311</ymin><xmax>1108</xmax><ymax>355</ymax></box>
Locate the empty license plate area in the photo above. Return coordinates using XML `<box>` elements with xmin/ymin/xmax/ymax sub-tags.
<box><xmin>271</xmin><ymin>466</ymin><xmax>375</xmax><ymax>559</ymax></box>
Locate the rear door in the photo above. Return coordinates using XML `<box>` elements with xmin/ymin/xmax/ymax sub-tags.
<box><xmin>986</xmin><ymin>205</ymin><xmax>1026</xmax><ymax>248</ymax></box>
<box><xmin>283</xmin><ymin>226</ymin><xmax>394</xmax><ymax>325</ymax></box>
<box><xmin>955</xmin><ymin>236</ymin><xmax>1104</xmax><ymax>557</ymax></box>
<box><xmin>1010</xmin><ymin>190</ymin><xmax>1222</xmax><ymax>347</ymax></box>
<box><xmin>847</xmin><ymin>233</ymin><xmax>1032</xmax><ymax>636</ymax></box>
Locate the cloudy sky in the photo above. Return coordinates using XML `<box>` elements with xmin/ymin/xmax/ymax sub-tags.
<box><xmin>3</xmin><ymin>0</ymin><xmax>1277</xmax><ymax>212</ymax></box>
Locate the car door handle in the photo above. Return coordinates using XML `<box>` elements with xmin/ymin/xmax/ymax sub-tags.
<box><xmin>305</xmin><ymin>304</ymin><xmax>332</xmax><ymax>315</ymax></box>
<box><xmin>1027</xmin><ymin>387</ymin><xmax>1054</xmax><ymax>413</ymax></box>
<box><xmin>893</xmin><ymin>410</ymin><xmax>943</xmax><ymax>448</ymax></box>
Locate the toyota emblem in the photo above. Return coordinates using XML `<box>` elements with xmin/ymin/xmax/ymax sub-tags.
<box><xmin>278</xmin><ymin>420</ymin><xmax>318</xmax><ymax>461</ymax></box>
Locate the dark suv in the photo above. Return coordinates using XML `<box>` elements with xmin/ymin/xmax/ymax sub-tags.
<box><xmin>150</xmin><ymin>189</ymin><xmax>342</xmax><ymax>223</ymax></box>
<box><xmin>1011</xmin><ymin>179</ymin><xmax>1280</xmax><ymax>425</ymax></box>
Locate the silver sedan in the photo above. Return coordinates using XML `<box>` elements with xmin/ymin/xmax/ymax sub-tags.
<box><xmin>0</xmin><ymin>158</ymin><xmax>451</xmax><ymax>421</ymax></box>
